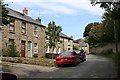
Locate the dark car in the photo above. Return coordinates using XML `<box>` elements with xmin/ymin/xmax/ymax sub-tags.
<box><xmin>74</xmin><ymin>50</ymin><xmax>86</xmax><ymax>62</ymax></box>
<box><xmin>55</xmin><ymin>51</ymin><xmax>80</xmax><ymax>67</ymax></box>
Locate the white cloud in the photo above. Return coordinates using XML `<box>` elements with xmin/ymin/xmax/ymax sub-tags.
<box><xmin>55</xmin><ymin>0</ymin><xmax>105</xmax><ymax>16</ymax></box>
<box><xmin>5</xmin><ymin>0</ymin><xmax>105</xmax><ymax>16</ymax></box>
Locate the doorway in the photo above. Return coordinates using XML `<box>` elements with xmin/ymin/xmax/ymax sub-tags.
<box><xmin>27</xmin><ymin>41</ymin><xmax>32</xmax><ymax>57</ymax></box>
<box><xmin>21</xmin><ymin>40</ymin><xmax>26</xmax><ymax>57</ymax></box>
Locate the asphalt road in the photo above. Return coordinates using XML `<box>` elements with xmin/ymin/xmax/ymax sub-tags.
<box><xmin>2</xmin><ymin>54</ymin><xmax>117</xmax><ymax>78</ymax></box>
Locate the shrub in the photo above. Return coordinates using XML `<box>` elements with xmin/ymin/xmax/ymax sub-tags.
<box><xmin>7</xmin><ymin>42</ymin><xmax>19</xmax><ymax>57</ymax></box>
<box><xmin>2</xmin><ymin>42</ymin><xmax>19</xmax><ymax>57</ymax></box>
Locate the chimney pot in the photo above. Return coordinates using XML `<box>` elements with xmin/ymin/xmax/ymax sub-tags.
<box><xmin>36</xmin><ymin>17</ymin><xmax>41</xmax><ymax>24</ymax></box>
<box><xmin>23</xmin><ymin>8</ymin><xmax>28</xmax><ymax>15</ymax></box>
<box><xmin>70</xmin><ymin>36</ymin><xmax>73</xmax><ymax>39</ymax></box>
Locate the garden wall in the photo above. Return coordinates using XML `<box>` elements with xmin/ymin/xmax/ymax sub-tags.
<box><xmin>90</xmin><ymin>43</ymin><xmax>120</xmax><ymax>53</ymax></box>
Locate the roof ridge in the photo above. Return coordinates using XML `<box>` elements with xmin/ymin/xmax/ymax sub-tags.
<box><xmin>6</xmin><ymin>7</ymin><xmax>45</xmax><ymax>28</ymax></box>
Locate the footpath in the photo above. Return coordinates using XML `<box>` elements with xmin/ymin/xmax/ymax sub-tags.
<box><xmin>1</xmin><ymin>62</ymin><xmax>58</xmax><ymax>77</ymax></box>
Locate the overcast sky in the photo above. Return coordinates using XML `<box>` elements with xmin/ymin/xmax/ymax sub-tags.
<box><xmin>5</xmin><ymin>0</ymin><xmax>105</xmax><ymax>40</ymax></box>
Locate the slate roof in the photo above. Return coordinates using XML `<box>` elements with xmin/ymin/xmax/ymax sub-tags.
<box><xmin>45</xmin><ymin>28</ymin><xmax>73</xmax><ymax>40</ymax></box>
<box><xmin>79</xmin><ymin>42</ymin><xmax>88</xmax><ymax>47</ymax></box>
<box><xmin>6</xmin><ymin>7</ymin><xmax>45</xmax><ymax>28</ymax></box>
<box><xmin>60</xmin><ymin>32</ymin><xmax>73</xmax><ymax>40</ymax></box>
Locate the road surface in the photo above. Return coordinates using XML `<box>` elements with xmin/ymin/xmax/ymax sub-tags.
<box><xmin>2</xmin><ymin>54</ymin><xmax>117</xmax><ymax>78</ymax></box>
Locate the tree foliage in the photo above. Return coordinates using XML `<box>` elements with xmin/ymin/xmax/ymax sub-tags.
<box><xmin>83</xmin><ymin>22</ymin><xmax>100</xmax><ymax>37</ymax></box>
<box><xmin>83</xmin><ymin>22</ymin><xmax>106</xmax><ymax>47</ymax></box>
<box><xmin>2</xmin><ymin>42</ymin><xmax>19</xmax><ymax>57</ymax></box>
<box><xmin>0</xmin><ymin>0</ymin><xmax>9</xmax><ymax>25</ymax></box>
<box><xmin>46</xmin><ymin>21</ymin><xmax>62</xmax><ymax>58</ymax></box>
<box><xmin>84</xmin><ymin>0</ymin><xmax>120</xmax><ymax>48</ymax></box>
<box><xmin>90</xmin><ymin>0</ymin><xmax>120</xmax><ymax>40</ymax></box>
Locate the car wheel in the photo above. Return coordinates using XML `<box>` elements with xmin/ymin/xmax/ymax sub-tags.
<box><xmin>73</xmin><ymin>62</ymin><xmax>77</xmax><ymax>66</ymax></box>
<box><xmin>78</xmin><ymin>59</ymin><xmax>80</xmax><ymax>64</ymax></box>
<box><xmin>57</xmin><ymin>64</ymin><xmax>61</xmax><ymax>67</ymax></box>
<box><xmin>84</xmin><ymin>59</ymin><xmax>86</xmax><ymax>61</ymax></box>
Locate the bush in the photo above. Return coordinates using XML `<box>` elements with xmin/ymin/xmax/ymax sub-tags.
<box><xmin>8</xmin><ymin>42</ymin><xmax>19</xmax><ymax>57</ymax></box>
<box><xmin>2</xmin><ymin>42</ymin><xmax>19</xmax><ymax>57</ymax></box>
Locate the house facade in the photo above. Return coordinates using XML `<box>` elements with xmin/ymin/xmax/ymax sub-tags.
<box><xmin>46</xmin><ymin>32</ymin><xmax>73</xmax><ymax>54</ymax></box>
<box><xmin>2</xmin><ymin>8</ymin><xmax>46</xmax><ymax>57</ymax></box>
<box><xmin>73</xmin><ymin>40</ymin><xmax>79</xmax><ymax>50</ymax></box>
<box><xmin>79</xmin><ymin>42</ymin><xmax>89</xmax><ymax>54</ymax></box>
<box><xmin>73</xmin><ymin>38</ymin><xmax>89</xmax><ymax>54</ymax></box>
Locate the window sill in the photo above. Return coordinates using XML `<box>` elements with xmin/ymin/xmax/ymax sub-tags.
<box><xmin>22</xmin><ymin>33</ymin><xmax>27</xmax><ymax>36</ymax></box>
<box><xmin>9</xmin><ymin>31</ymin><xmax>15</xmax><ymax>34</ymax></box>
<box><xmin>34</xmin><ymin>35</ymin><xmax>38</xmax><ymax>38</ymax></box>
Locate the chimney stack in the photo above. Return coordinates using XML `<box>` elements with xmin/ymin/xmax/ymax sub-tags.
<box><xmin>36</xmin><ymin>17</ymin><xmax>41</xmax><ymax>24</ymax></box>
<box><xmin>70</xmin><ymin>36</ymin><xmax>73</xmax><ymax>39</ymax></box>
<box><xmin>23</xmin><ymin>8</ymin><xmax>28</xmax><ymax>15</ymax></box>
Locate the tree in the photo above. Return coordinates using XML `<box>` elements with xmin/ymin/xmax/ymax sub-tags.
<box><xmin>0</xmin><ymin>0</ymin><xmax>9</xmax><ymax>26</ymax></box>
<box><xmin>83</xmin><ymin>22</ymin><xmax>100</xmax><ymax>37</ymax></box>
<box><xmin>90</xmin><ymin>0</ymin><xmax>120</xmax><ymax>52</ymax></box>
<box><xmin>46</xmin><ymin>21</ymin><xmax>62</xmax><ymax>59</ymax></box>
<box><xmin>84</xmin><ymin>22</ymin><xmax>106</xmax><ymax>47</ymax></box>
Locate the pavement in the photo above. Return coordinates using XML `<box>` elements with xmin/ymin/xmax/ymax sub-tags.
<box><xmin>1</xmin><ymin>62</ymin><xmax>58</xmax><ymax>77</ymax></box>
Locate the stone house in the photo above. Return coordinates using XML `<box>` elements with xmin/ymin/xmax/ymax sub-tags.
<box><xmin>79</xmin><ymin>42</ymin><xmax>89</xmax><ymax>54</ymax></box>
<box><xmin>73</xmin><ymin>40</ymin><xmax>79</xmax><ymax>50</ymax></box>
<box><xmin>2</xmin><ymin>8</ymin><xmax>46</xmax><ymax>57</ymax></box>
<box><xmin>46</xmin><ymin>32</ymin><xmax>73</xmax><ymax>54</ymax></box>
<box><xmin>73</xmin><ymin>38</ymin><xmax>89</xmax><ymax>54</ymax></box>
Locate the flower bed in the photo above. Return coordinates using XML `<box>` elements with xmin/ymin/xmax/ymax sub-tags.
<box><xmin>2</xmin><ymin>57</ymin><xmax>55</xmax><ymax>67</ymax></box>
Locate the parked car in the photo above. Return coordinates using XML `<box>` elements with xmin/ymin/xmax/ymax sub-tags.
<box><xmin>74</xmin><ymin>50</ymin><xmax>86</xmax><ymax>62</ymax></box>
<box><xmin>55</xmin><ymin>51</ymin><xmax>80</xmax><ymax>67</ymax></box>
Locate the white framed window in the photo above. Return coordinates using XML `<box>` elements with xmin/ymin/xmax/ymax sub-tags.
<box><xmin>34</xmin><ymin>25</ymin><xmax>38</xmax><ymax>37</ymax></box>
<box><xmin>58</xmin><ymin>47</ymin><xmax>61</xmax><ymax>53</ymax></box>
<box><xmin>21</xmin><ymin>22</ymin><xmax>26</xmax><ymax>34</ymax></box>
<box><xmin>46</xmin><ymin>46</ymin><xmax>49</xmax><ymax>53</ymax></box>
<box><xmin>34</xmin><ymin>43</ymin><xmax>38</xmax><ymax>54</ymax></box>
<box><xmin>9</xmin><ymin>18</ymin><xmax>15</xmax><ymax>32</ymax></box>
<box><xmin>8</xmin><ymin>39</ymin><xmax>14</xmax><ymax>48</ymax></box>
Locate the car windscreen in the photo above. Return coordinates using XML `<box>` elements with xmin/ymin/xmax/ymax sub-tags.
<box><xmin>59</xmin><ymin>52</ymin><xmax>72</xmax><ymax>56</ymax></box>
<box><xmin>74</xmin><ymin>50</ymin><xmax>80</xmax><ymax>54</ymax></box>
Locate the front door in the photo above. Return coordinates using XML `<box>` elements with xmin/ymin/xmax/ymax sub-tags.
<box><xmin>27</xmin><ymin>41</ymin><xmax>32</xmax><ymax>57</ymax></box>
<box><xmin>21</xmin><ymin>41</ymin><xmax>26</xmax><ymax>57</ymax></box>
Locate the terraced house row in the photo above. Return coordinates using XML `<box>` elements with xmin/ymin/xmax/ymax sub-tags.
<box><xmin>1</xmin><ymin>8</ymin><xmax>77</xmax><ymax>57</ymax></box>
<box><xmin>2</xmin><ymin>8</ymin><xmax>46</xmax><ymax>57</ymax></box>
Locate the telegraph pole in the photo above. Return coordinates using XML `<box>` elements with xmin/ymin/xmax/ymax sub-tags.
<box><xmin>114</xmin><ymin>19</ymin><xmax>118</xmax><ymax>53</ymax></box>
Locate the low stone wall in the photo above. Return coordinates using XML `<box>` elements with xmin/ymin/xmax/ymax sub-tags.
<box><xmin>90</xmin><ymin>43</ymin><xmax>120</xmax><ymax>53</ymax></box>
<box><xmin>45</xmin><ymin>53</ymin><xmax>59</xmax><ymax>59</ymax></box>
<box><xmin>2</xmin><ymin>57</ymin><xmax>55</xmax><ymax>67</ymax></box>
